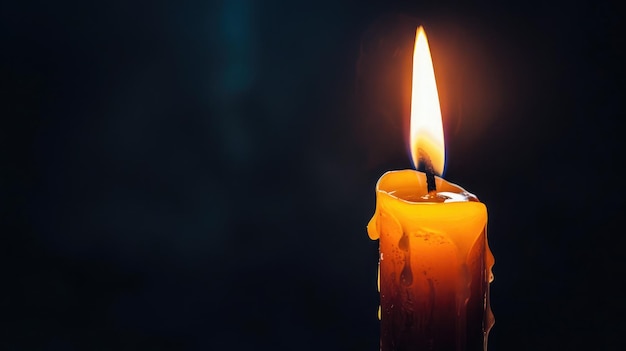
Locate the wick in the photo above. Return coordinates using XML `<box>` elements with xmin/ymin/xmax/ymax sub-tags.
<box><xmin>418</xmin><ymin>148</ymin><xmax>437</xmax><ymax>194</ymax></box>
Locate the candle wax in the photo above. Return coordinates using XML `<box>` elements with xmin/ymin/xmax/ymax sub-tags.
<box><xmin>368</xmin><ymin>169</ymin><xmax>494</xmax><ymax>351</ymax></box>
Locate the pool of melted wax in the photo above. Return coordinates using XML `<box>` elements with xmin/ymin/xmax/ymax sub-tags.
<box><xmin>390</xmin><ymin>190</ymin><xmax>479</xmax><ymax>203</ymax></box>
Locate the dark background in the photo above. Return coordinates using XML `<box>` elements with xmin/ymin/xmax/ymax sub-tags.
<box><xmin>2</xmin><ymin>0</ymin><xmax>624</xmax><ymax>350</ymax></box>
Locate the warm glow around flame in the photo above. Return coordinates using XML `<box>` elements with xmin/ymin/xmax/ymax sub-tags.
<box><xmin>410</xmin><ymin>26</ymin><xmax>445</xmax><ymax>176</ymax></box>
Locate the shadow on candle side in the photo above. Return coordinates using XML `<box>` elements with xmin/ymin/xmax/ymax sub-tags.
<box><xmin>368</xmin><ymin>169</ymin><xmax>495</xmax><ymax>351</ymax></box>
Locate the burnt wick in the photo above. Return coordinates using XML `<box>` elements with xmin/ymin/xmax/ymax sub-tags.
<box><xmin>418</xmin><ymin>148</ymin><xmax>437</xmax><ymax>194</ymax></box>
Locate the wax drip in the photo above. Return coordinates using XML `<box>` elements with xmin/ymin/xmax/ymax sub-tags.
<box><xmin>456</xmin><ymin>264</ymin><xmax>471</xmax><ymax>351</ymax></box>
<box><xmin>398</xmin><ymin>232</ymin><xmax>413</xmax><ymax>286</ymax></box>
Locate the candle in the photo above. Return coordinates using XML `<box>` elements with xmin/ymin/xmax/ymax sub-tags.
<box><xmin>367</xmin><ymin>26</ymin><xmax>495</xmax><ymax>350</ymax></box>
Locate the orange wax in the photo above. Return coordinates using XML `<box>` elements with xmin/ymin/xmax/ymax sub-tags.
<box><xmin>368</xmin><ymin>169</ymin><xmax>495</xmax><ymax>351</ymax></box>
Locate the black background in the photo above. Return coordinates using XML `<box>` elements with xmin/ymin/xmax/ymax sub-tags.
<box><xmin>2</xmin><ymin>0</ymin><xmax>624</xmax><ymax>350</ymax></box>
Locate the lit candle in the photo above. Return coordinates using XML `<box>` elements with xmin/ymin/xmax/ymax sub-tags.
<box><xmin>367</xmin><ymin>26</ymin><xmax>495</xmax><ymax>350</ymax></box>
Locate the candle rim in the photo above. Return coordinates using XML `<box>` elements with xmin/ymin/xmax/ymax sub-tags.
<box><xmin>375</xmin><ymin>169</ymin><xmax>478</xmax><ymax>205</ymax></box>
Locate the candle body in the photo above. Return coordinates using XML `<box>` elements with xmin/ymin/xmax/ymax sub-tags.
<box><xmin>368</xmin><ymin>170</ymin><xmax>494</xmax><ymax>351</ymax></box>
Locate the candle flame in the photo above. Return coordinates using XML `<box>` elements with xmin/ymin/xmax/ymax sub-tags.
<box><xmin>410</xmin><ymin>26</ymin><xmax>445</xmax><ymax>175</ymax></box>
